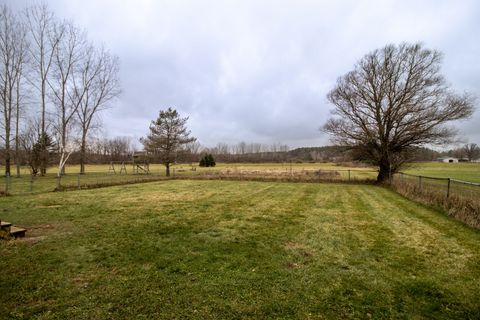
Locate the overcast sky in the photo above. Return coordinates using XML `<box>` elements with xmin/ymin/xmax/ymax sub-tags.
<box><xmin>5</xmin><ymin>0</ymin><xmax>480</xmax><ymax>149</ymax></box>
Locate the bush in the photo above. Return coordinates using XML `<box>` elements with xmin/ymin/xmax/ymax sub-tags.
<box><xmin>199</xmin><ymin>154</ymin><xmax>216</xmax><ymax>167</ymax></box>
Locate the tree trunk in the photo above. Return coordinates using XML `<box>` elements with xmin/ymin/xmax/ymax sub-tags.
<box><xmin>40</xmin><ymin>133</ymin><xmax>48</xmax><ymax>176</ymax></box>
<box><xmin>4</xmin><ymin>100</ymin><xmax>11</xmax><ymax>177</ymax></box>
<box><xmin>15</xmin><ymin>100</ymin><xmax>20</xmax><ymax>177</ymax></box>
<box><xmin>41</xmin><ymin>81</ymin><xmax>46</xmax><ymax>140</ymax></box>
<box><xmin>80</xmin><ymin>132</ymin><xmax>87</xmax><ymax>174</ymax></box>
<box><xmin>15</xmin><ymin>81</ymin><xmax>20</xmax><ymax>177</ymax></box>
<box><xmin>40</xmin><ymin>80</ymin><xmax>47</xmax><ymax>176</ymax></box>
<box><xmin>165</xmin><ymin>162</ymin><xmax>170</xmax><ymax>177</ymax></box>
<box><xmin>59</xmin><ymin>113</ymin><xmax>67</xmax><ymax>175</ymax></box>
<box><xmin>377</xmin><ymin>159</ymin><xmax>391</xmax><ymax>183</ymax></box>
<box><xmin>5</xmin><ymin>140</ymin><xmax>10</xmax><ymax>177</ymax></box>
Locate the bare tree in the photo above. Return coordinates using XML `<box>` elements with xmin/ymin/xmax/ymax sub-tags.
<box><xmin>0</xmin><ymin>5</ymin><xmax>27</xmax><ymax>176</ymax></box>
<box><xmin>141</xmin><ymin>108</ymin><xmax>196</xmax><ymax>176</ymax></box>
<box><xmin>324</xmin><ymin>43</ymin><xmax>475</xmax><ymax>182</ymax></box>
<box><xmin>215</xmin><ymin>142</ymin><xmax>230</xmax><ymax>155</ymax></box>
<box><xmin>13</xmin><ymin>24</ymin><xmax>28</xmax><ymax>177</ymax></box>
<box><xmin>250</xmin><ymin>143</ymin><xmax>263</xmax><ymax>154</ymax></box>
<box><xmin>236</xmin><ymin>141</ymin><xmax>246</xmax><ymax>155</ymax></box>
<box><xmin>185</xmin><ymin>141</ymin><xmax>201</xmax><ymax>155</ymax></box>
<box><xmin>48</xmin><ymin>21</ymin><xmax>85</xmax><ymax>176</ymax></box>
<box><xmin>106</xmin><ymin>136</ymin><xmax>132</xmax><ymax>160</ymax></box>
<box><xmin>24</xmin><ymin>4</ymin><xmax>62</xmax><ymax>175</ymax></box>
<box><xmin>74</xmin><ymin>46</ymin><xmax>120</xmax><ymax>174</ymax></box>
<box><xmin>463</xmin><ymin>143</ymin><xmax>480</xmax><ymax>162</ymax></box>
<box><xmin>183</xmin><ymin>140</ymin><xmax>201</xmax><ymax>162</ymax></box>
<box><xmin>17</xmin><ymin>118</ymin><xmax>39</xmax><ymax>173</ymax></box>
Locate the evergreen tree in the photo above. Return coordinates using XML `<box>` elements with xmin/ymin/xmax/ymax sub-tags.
<box><xmin>207</xmin><ymin>154</ymin><xmax>216</xmax><ymax>167</ymax></box>
<box><xmin>141</xmin><ymin>108</ymin><xmax>196</xmax><ymax>176</ymax></box>
<box><xmin>199</xmin><ymin>154</ymin><xmax>216</xmax><ymax>167</ymax></box>
<box><xmin>30</xmin><ymin>132</ymin><xmax>53</xmax><ymax>175</ymax></box>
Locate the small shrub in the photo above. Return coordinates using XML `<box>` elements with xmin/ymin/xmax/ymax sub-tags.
<box><xmin>199</xmin><ymin>154</ymin><xmax>216</xmax><ymax>167</ymax></box>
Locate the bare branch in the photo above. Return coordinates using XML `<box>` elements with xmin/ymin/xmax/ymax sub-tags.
<box><xmin>323</xmin><ymin>43</ymin><xmax>476</xmax><ymax>182</ymax></box>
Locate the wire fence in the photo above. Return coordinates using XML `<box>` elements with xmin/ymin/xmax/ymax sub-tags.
<box><xmin>1</xmin><ymin>167</ymin><xmax>478</xmax><ymax>228</ymax></box>
<box><xmin>0</xmin><ymin>168</ymin><xmax>379</xmax><ymax>196</ymax></box>
<box><xmin>0</xmin><ymin>172</ymin><xmax>170</xmax><ymax>196</ymax></box>
<box><xmin>391</xmin><ymin>172</ymin><xmax>480</xmax><ymax>228</ymax></box>
<box><xmin>192</xmin><ymin>168</ymin><xmax>379</xmax><ymax>182</ymax></box>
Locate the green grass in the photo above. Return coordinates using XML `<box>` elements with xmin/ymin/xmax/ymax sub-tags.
<box><xmin>1</xmin><ymin>180</ymin><xmax>479</xmax><ymax>319</ymax></box>
<box><xmin>1</xmin><ymin>161</ymin><xmax>479</xmax><ymax>197</ymax></box>
<box><xmin>404</xmin><ymin>162</ymin><xmax>480</xmax><ymax>183</ymax></box>
<box><xmin>0</xmin><ymin>162</ymin><xmax>378</xmax><ymax>195</ymax></box>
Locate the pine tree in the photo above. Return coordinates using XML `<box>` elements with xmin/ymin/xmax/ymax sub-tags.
<box><xmin>199</xmin><ymin>154</ymin><xmax>216</xmax><ymax>167</ymax></box>
<box><xmin>141</xmin><ymin>108</ymin><xmax>196</xmax><ymax>176</ymax></box>
<box><xmin>207</xmin><ymin>154</ymin><xmax>216</xmax><ymax>167</ymax></box>
<box><xmin>30</xmin><ymin>132</ymin><xmax>53</xmax><ymax>175</ymax></box>
<box><xmin>199</xmin><ymin>156</ymin><xmax>206</xmax><ymax>167</ymax></box>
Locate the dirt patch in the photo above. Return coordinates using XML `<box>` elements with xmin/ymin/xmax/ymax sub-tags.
<box><xmin>287</xmin><ymin>262</ymin><xmax>304</xmax><ymax>269</ymax></box>
<box><xmin>17</xmin><ymin>222</ymin><xmax>73</xmax><ymax>244</ymax></box>
<box><xmin>285</xmin><ymin>241</ymin><xmax>316</xmax><ymax>269</ymax></box>
<box><xmin>21</xmin><ymin>235</ymin><xmax>47</xmax><ymax>244</ymax></box>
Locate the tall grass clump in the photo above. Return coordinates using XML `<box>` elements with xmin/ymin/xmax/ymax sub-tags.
<box><xmin>391</xmin><ymin>173</ymin><xmax>480</xmax><ymax>229</ymax></box>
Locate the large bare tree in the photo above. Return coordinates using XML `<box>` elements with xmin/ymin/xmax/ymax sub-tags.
<box><xmin>74</xmin><ymin>46</ymin><xmax>120</xmax><ymax>174</ymax></box>
<box><xmin>0</xmin><ymin>5</ymin><xmax>27</xmax><ymax>176</ymax></box>
<box><xmin>0</xmin><ymin>3</ymin><xmax>121</xmax><ymax>176</ymax></box>
<box><xmin>324</xmin><ymin>43</ymin><xmax>475</xmax><ymax>182</ymax></box>
<box><xmin>13</xmin><ymin>24</ymin><xmax>28</xmax><ymax>177</ymax></box>
<box><xmin>49</xmin><ymin>21</ymin><xmax>85</xmax><ymax>176</ymax></box>
<box><xmin>141</xmin><ymin>108</ymin><xmax>196</xmax><ymax>176</ymax></box>
<box><xmin>24</xmin><ymin>4</ymin><xmax>62</xmax><ymax>175</ymax></box>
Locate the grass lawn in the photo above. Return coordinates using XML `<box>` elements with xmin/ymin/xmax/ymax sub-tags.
<box><xmin>404</xmin><ymin>162</ymin><xmax>480</xmax><ymax>183</ymax></box>
<box><xmin>2</xmin><ymin>161</ymin><xmax>478</xmax><ymax>196</ymax></box>
<box><xmin>0</xmin><ymin>162</ymin><xmax>378</xmax><ymax>195</ymax></box>
<box><xmin>1</xmin><ymin>180</ymin><xmax>479</xmax><ymax>319</ymax></box>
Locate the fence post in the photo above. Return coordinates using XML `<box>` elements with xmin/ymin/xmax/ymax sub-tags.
<box><xmin>30</xmin><ymin>174</ymin><xmax>33</xmax><ymax>193</ymax></box>
<box><xmin>77</xmin><ymin>174</ymin><xmax>81</xmax><ymax>189</ymax></box>
<box><xmin>5</xmin><ymin>175</ymin><xmax>9</xmax><ymax>194</ymax></box>
<box><xmin>446</xmin><ymin>178</ymin><xmax>451</xmax><ymax>200</ymax></box>
<box><xmin>348</xmin><ymin>170</ymin><xmax>351</xmax><ymax>182</ymax></box>
<box><xmin>418</xmin><ymin>176</ymin><xmax>422</xmax><ymax>192</ymax></box>
<box><xmin>173</xmin><ymin>168</ymin><xmax>175</xmax><ymax>177</ymax></box>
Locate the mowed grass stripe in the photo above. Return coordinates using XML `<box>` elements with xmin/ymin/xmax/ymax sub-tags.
<box><xmin>347</xmin><ymin>187</ymin><xmax>480</xmax><ymax>315</ymax></box>
<box><xmin>1</xmin><ymin>180</ymin><xmax>479</xmax><ymax>319</ymax></box>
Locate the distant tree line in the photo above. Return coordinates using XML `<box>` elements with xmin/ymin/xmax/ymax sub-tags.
<box><xmin>0</xmin><ymin>4</ymin><xmax>120</xmax><ymax>177</ymax></box>
<box><xmin>192</xmin><ymin>143</ymin><xmax>479</xmax><ymax>164</ymax></box>
<box><xmin>199</xmin><ymin>142</ymin><xmax>290</xmax><ymax>162</ymax></box>
<box><xmin>444</xmin><ymin>143</ymin><xmax>480</xmax><ymax>161</ymax></box>
<box><xmin>3</xmin><ymin>135</ymin><xmax>474</xmax><ymax>168</ymax></box>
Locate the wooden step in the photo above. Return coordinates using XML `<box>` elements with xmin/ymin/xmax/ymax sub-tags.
<box><xmin>1</xmin><ymin>221</ymin><xmax>12</xmax><ymax>232</ymax></box>
<box><xmin>9</xmin><ymin>226</ymin><xmax>26</xmax><ymax>238</ymax></box>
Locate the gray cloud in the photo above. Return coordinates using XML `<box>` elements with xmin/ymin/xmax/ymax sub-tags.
<box><xmin>5</xmin><ymin>0</ymin><xmax>480</xmax><ymax>148</ymax></box>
